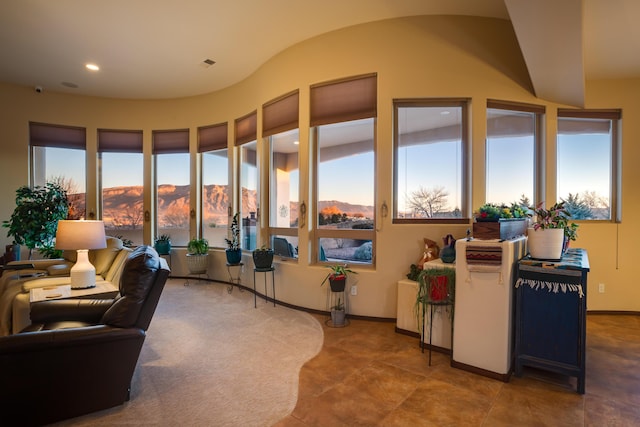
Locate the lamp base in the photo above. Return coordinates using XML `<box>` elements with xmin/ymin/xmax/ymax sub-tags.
<box><xmin>70</xmin><ymin>249</ymin><xmax>97</xmax><ymax>289</ymax></box>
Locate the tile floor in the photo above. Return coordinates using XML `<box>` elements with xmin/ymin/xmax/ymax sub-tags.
<box><xmin>275</xmin><ymin>313</ymin><xmax>640</xmax><ymax>426</ymax></box>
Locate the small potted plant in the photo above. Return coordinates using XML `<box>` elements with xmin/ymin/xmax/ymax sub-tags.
<box><xmin>224</xmin><ymin>213</ymin><xmax>241</xmax><ymax>264</ymax></box>
<box><xmin>252</xmin><ymin>245</ymin><xmax>274</xmax><ymax>269</ymax></box>
<box><xmin>320</xmin><ymin>264</ymin><xmax>357</xmax><ymax>292</ymax></box>
<box><xmin>154</xmin><ymin>234</ymin><xmax>171</xmax><ymax>255</ymax></box>
<box><xmin>330</xmin><ymin>297</ymin><xmax>346</xmax><ymax>326</ymax></box>
<box><xmin>186</xmin><ymin>237</ymin><xmax>209</xmax><ymax>274</ymax></box>
<box><xmin>526</xmin><ymin>201</ymin><xmax>579</xmax><ymax>260</ymax></box>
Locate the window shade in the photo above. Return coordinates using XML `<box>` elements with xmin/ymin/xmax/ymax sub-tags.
<box><xmin>29</xmin><ymin>122</ymin><xmax>86</xmax><ymax>149</ymax></box>
<box><xmin>98</xmin><ymin>129</ymin><xmax>143</xmax><ymax>153</ymax></box>
<box><xmin>152</xmin><ymin>129</ymin><xmax>189</xmax><ymax>154</ymax></box>
<box><xmin>262</xmin><ymin>90</ymin><xmax>299</xmax><ymax>137</ymax></box>
<box><xmin>310</xmin><ymin>73</ymin><xmax>377</xmax><ymax>127</ymax></box>
<box><xmin>235</xmin><ymin>111</ymin><xmax>257</xmax><ymax>146</ymax></box>
<box><xmin>198</xmin><ymin>122</ymin><xmax>228</xmax><ymax>152</ymax></box>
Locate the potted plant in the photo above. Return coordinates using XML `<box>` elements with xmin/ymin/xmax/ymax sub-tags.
<box><xmin>2</xmin><ymin>182</ymin><xmax>69</xmax><ymax>259</ymax></box>
<box><xmin>154</xmin><ymin>234</ymin><xmax>171</xmax><ymax>255</ymax></box>
<box><xmin>224</xmin><ymin>213</ymin><xmax>242</xmax><ymax>265</ymax></box>
<box><xmin>473</xmin><ymin>201</ymin><xmax>528</xmax><ymax>240</ymax></box>
<box><xmin>252</xmin><ymin>245</ymin><xmax>274</xmax><ymax>269</ymax></box>
<box><xmin>320</xmin><ymin>264</ymin><xmax>357</xmax><ymax>292</ymax></box>
<box><xmin>330</xmin><ymin>297</ymin><xmax>346</xmax><ymax>326</ymax></box>
<box><xmin>526</xmin><ymin>201</ymin><xmax>579</xmax><ymax>260</ymax></box>
<box><xmin>186</xmin><ymin>237</ymin><xmax>209</xmax><ymax>274</ymax></box>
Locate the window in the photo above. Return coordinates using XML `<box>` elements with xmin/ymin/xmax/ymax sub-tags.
<box><xmin>98</xmin><ymin>129</ymin><xmax>144</xmax><ymax>246</ymax></box>
<box><xmin>486</xmin><ymin>100</ymin><xmax>543</xmax><ymax>207</ymax></box>
<box><xmin>30</xmin><ymin>122</ymin><xmax>86</xmax><ymax>219</ymax></box>
<box><xmin>264</xmin><ymin>91</ymin><xmax>299</xmax><ymax>259</ymax></box>
<box><xmin>557</xmin><ymin>109</ymin><xmax>621</xmax><ymax>221</ymax></box>
<box><xmin>393</xmin><ymin>100</ymin><xmax>468</xmax><ymax>221</ymax></box>
<box><xmin>153</xmin><ymin>129</ymin><xmax>190</xmax><ymax>246</ymax></box>
<box><xmin>198</xmin><ymin>123</ymin><xmax>229</xmax><ymax>248</ymax></box>
<box><xmin>235</xmin><ymin>112</ymin><xmax>257</xmax><ymax>251</ymax></box>
<box><xmin>311</xmin><ymin>74</ymin><xmax>376</xmax><ymax>265</ymax></box>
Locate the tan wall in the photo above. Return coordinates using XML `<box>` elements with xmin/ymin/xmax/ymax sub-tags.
<box><xmin>1</xmin><ymin>16</ymin><xmax>638</xmax><ymax>316</ymax></box>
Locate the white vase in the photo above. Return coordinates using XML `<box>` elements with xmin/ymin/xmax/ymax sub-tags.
<box><xmin>527</xmin><ymin>227</ymin><xmax>565</xmax><ymax>260</ymax></box>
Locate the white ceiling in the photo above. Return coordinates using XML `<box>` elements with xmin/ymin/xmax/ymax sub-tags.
<box><xmin>0</xmin><ymin>0</ymin><xmax>638</xmax><ymax>105</ymax></box>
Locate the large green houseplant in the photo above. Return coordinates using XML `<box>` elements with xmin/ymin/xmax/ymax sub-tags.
<box><xmin>2</xmin><ymin>182</ymin><xmax>69</xmax><ymax>259</ymax></box>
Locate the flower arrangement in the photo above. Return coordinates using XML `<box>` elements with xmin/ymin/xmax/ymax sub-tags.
<box><xmin>528</xmin><ymin>201</ymin><xmax>579</xmax><ymax>241</ymax></box>
<box><xmin>475</xmin><ymin>202</ymin><xmax>527</xmax><ymax>220</ymax></box>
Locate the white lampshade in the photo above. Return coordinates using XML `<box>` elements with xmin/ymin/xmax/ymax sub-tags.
<box><xmin>55</xmin><ymin>220</ymin><xmax>107</xmax><ymax>289</ymax></box>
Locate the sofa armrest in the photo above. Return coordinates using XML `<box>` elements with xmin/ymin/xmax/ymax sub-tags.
<box><xmin>30</xmin><ymin>298</ymin><xmax>114</xmax><ymax>324</ymax></box>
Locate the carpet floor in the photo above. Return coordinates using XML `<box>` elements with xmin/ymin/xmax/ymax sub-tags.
<box><xmin>55</xmin><ymin>279</ymin><xmax>324</xmax><ymax>426</ymax></box>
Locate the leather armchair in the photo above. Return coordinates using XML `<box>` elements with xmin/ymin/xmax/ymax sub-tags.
<box><xmin>0</xmin><ymin>245</ymin><xmax>170</xmax><ymax>426</ymax></box>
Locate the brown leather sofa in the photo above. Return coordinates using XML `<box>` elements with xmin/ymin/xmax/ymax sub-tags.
<box><xmin>0</xmin><ymin>245</ymin><xmax>170</xmax><ymax>426</ymax></box>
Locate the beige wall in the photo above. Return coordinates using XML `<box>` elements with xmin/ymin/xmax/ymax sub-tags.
<box><xmin>1</xmin><ymin>16</ymin><xmax>638</xmax><ymax>316</ymax></box>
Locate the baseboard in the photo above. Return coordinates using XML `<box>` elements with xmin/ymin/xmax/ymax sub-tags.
<box><xmin>587</xmin><ymin>310</ymin><xmax>640</xmax><ymax>316</ymax></box>
<box><xmin>450</xmin><ymin>359</ymin><xmax>512</xmax><ymax>382</ymax></box>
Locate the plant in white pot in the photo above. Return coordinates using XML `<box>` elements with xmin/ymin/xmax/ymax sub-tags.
<box><xmin>186</xmin><ymin>237</ymin><xmax>209</xmax><ymax>274</ymax></box>
<box><xmin>526</xmin><ymin>201</ymin><xmax>579</xmax><ymax>260</ymax></box>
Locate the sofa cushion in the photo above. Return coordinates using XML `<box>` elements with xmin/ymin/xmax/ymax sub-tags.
<box><xmin>47</xmin><ymin>263</ymin><xmax>72</xmax><ymax>276</ymax></box>
<box><xmin>101</xmin><ymin>246</ymin><xmax>160</xmax><ymax>328</ymax></box>
<box><xmin>91</xmin><ymin>237</ymin><xmax>124</xmax><ymax>276</ymax></box>
<box><xmin>103</xmin><ymin>247</ymin><xmax>132</xmax><ymax>285</ymax></box>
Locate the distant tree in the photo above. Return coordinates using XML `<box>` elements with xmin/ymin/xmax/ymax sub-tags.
<box><xmin>51</xmin><ymin>175</ymin><xmax>85</xmax><ymax>219</ymax></box>
<box><xmin>562</xmin><ymin>193</ymin><xmax>593</xmax><ymax>219</ymax></box>
<box><xmin>162</xmin><ymin>205</ymin><xmax>189</xmax><ymax>228</ymax></box>
<box><xmin>518</xmin><ymin>194</ymin><xmax>531</xmax><ymax>209</ymax></box>
<box><xmin>109</xmin><ymin>206</ymin><xmax>143</xmax><ymax>229</ymax></box>
<box><xmin>407</xmin><ymin>186</ymin><xmax>449</xmax><ymax>218</ymax></box>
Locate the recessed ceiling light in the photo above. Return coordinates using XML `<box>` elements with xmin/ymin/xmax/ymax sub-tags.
<box><xmin>294</xmin><ymin>140</ymin><xmax>299</xmax><ymax>145</ymax></box>
<box><xmin>85</xmin><ymin>63</ymin><xmax>100</xmax><ymax>71</ymax></box>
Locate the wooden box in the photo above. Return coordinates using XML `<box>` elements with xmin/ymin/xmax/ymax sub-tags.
<box><xmin>472</xmin><ymin>219</ymin><xmax>527</xmax><ymax>240</ymax></box>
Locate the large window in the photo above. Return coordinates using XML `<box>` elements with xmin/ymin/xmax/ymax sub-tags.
<box><xmin>486</xmin><ymin>100</ymin><xmax>543</xmax><ymax>207</ymax></box>
<box><xmin>311</xmin><ymin>74</ymin><xmax>376</xmax><ymax>265</ymax></box>
<box><xmin>153</xmin><ymin>129</ymin><xmax>190</xmax><ymax>246</ymax></box>
<box><xmin>264</xmin><ymin>91</ymin><xmax>300</xmax><ymax>259</ymax></box>
<box><xmin>393</xmin><ymin>99</ymin><xmax>468</xmax><ymax>221</ymax></box>
<box><xmin>557</xmin><ymin>109</ymin><xmax>621</xmax><ymax>221</ymax></box>
<box><xmin>198</xmin><ymin>123</ymin><xmax>229</xmax><ymax>248</ymax></box>
<box><xmin>235</xmin><ymin>112</ymin><xmax>258</xmax><ymax>251</ymax></box>
<box><xmin>30</xmin><ymin>122</ymin><xmax>86</xmax><ymax>219</ymax></box>
<box><xmin>98</xmin><ymin>129</ymin><xmax>144</xmax><ymax>246</ymax></box>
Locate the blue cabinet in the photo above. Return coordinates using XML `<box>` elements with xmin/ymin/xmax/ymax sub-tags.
<box><xmin>514</xmin><ymin>248</ymin><xmax>589</xmax><ymax>394</ymax></box>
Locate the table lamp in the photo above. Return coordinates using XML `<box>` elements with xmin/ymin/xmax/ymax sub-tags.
<box><xmin>55</xmin><ymin>220</ymin><xmax>107</xmax><ymax>289</ymax></box>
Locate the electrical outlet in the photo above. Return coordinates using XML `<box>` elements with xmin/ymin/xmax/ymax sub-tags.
<box><xmin>598</xmin><ymin>283</ymin><xmax>605</xmax><ymax>293</ymax></box>
<box><xmin>351</xmin><ymin>285</ymin><xmax>358</xmax><ymax>296</ymax></box>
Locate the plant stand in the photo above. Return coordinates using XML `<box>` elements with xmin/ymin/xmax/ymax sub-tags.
<box><xmin>325</xmin><ymin>287</ymin><xmax>349</xmax><ymax>328</ymax></box>
<box><xmin>226</xmin><ymin>262</ymin><xmax>244</xmax><ymax>294</ymax></box>
<box><xmin>422</xmin><ymin>299</ymin><xmax>454</xmax><ymax>366</ymax></box>
<box><xmin>253</xmin><ymin>266</ymin><xmax>275</xmax><ymax>308</ymax></box>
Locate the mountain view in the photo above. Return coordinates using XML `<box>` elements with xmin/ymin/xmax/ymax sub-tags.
<box><xmin>98</xmin><ymin>185</ymin><xmax>374</xmax><ymax>229</ymax></box>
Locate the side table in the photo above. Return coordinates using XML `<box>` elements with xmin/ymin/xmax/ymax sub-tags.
<box><xmin>253</xmin><ymin>266</ymin><xmax>275</xmax><ymax>308</ymax></box>
<box><xmin>514</xmin><ymin>248</ymin><xmax>589</xmax><ymax>394</ymax></box>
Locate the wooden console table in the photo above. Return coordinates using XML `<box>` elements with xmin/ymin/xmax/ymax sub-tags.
<box><xmin>514</xmin><ymin>248</ymin><xmax>589</xmax><ymax>393</ymax></box>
